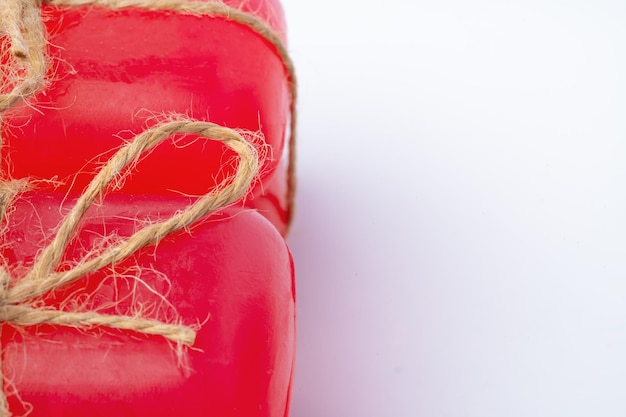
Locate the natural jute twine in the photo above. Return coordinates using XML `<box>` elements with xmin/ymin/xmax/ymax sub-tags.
<box><xmin>0</xmin><ymin>0</ymin><xmax>295</xmax><ymax>415</ymax></box>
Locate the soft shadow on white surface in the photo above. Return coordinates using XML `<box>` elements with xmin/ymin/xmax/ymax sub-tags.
<box><xmin>284</xmin><ymin>1</ymin><xmax>626</xmax><ymax>416</ymax></box>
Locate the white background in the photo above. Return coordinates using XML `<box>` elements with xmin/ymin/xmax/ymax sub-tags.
<box><xmin>283</xmin><ymin>1</ymin><xmax>626</xmax><ymax>416</ymax></box>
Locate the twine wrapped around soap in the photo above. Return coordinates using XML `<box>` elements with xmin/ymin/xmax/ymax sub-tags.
<box><xmin>1</xmin><ymin>0</ymin><xmax>298</xmax><ymax>224</ymax></box>
<box><xmin>0</xmin><ymin>0</ymin><xmax>295</xmax><ymax>415</ymax></box>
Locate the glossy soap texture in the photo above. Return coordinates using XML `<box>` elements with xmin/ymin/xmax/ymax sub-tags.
<box><xmin>2</xmin><ymin>0</ymin><xmax>291</xmax><ymax>234</ymax></box>
<box><xmin>0</xmin><ymin>0</ymin><xmax>296</xmax><ymax>416</ymax></box>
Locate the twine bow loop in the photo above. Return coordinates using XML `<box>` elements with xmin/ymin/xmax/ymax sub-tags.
<box><xmin>0</xmin><ymin>120</ymin><xmax>261</xmax><ymax>345</ymax></box>
<box><xmin>0</xmin><ymin>120</ymin><xmax>262</xmax><ymax>417</ymax></box>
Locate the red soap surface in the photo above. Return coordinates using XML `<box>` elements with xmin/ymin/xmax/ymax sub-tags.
<box><xmin>1</xmin><ymin>0</ymin><xmax>292</xmax><ymax>234</ymax></box>
<box><xmin>0</xmin><ymin>0</ymin><xmax>296</xmax><ymax>415</ymax></box>
<box><xmin>1</xmin><ymin>194</ymin><xmax>296</xmax><ymax>417</ymax></box>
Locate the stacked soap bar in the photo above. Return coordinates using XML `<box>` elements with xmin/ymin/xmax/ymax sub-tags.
<box><xmin>0</xmin><ymin>1</ymin><xmax>296</xmax><ymax>416</ymax></box>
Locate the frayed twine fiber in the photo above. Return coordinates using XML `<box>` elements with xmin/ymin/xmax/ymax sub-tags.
<box><xmin>0</xmin><ymin>0</ymin><xmax>294</xmax><ymax>415</ymax></box>
<box><xmin>1</xmin><ymin>0</ymin><xmax>298</xmax><ymax>225</ymax></box>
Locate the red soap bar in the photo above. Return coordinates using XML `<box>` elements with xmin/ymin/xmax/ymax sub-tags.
<box><xmin>1</xmin><ymin>193</ymin><xmax>296</xmax><ymax>417</ymax></box>
<box><xmin>1</xmin><ymin>0</ymin><xmax>291</xmax><ymax>233</ymax></box>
